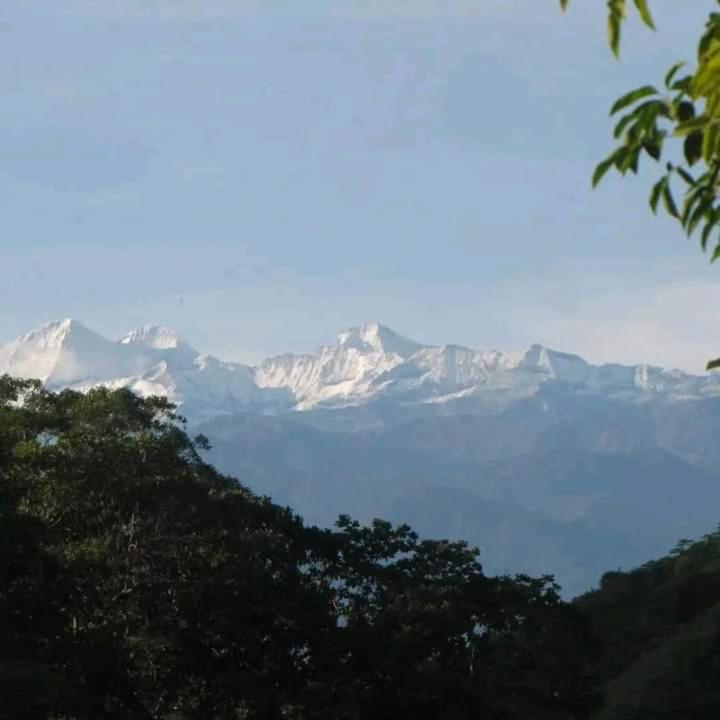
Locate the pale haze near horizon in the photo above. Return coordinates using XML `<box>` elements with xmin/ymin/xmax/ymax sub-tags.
<box><xmin>1</xmin><ymin>1</ymin><xmax>718</xmax><ymax>372</ymax></box>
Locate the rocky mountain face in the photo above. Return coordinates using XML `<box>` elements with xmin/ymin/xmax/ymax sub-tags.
<box><xmin>3</xmin><ymin>318</ymin><xmax>720</xmax><ymax>596</ymax></box>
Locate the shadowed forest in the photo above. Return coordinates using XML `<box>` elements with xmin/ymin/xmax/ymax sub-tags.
<box><xmin>3</xmin><ymin>377</ymin><xmax>720</xmax><ymax>719</ymax></box>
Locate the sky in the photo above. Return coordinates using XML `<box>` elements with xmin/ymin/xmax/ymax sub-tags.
<box><xmin>1</xmin><ymin>0</ymin><xmax>718</xmax><ymax>371</ymax></box>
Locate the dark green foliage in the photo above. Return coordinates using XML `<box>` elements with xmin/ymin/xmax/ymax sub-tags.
<box><xmin>576</xmin><ymin>528</ymin><xmax>720</xmax><ymax>719</ymax></box>
<box><xmin>560</xmin><ymin>1</ymin><xmax>720</xmax><ymax>368</ymax></box>
<box><xmin>6</xmin><ymin>376</ymin><xmax>720</xmax><ymax>717</ymax></box>
<box><xmin>0</xmin><ymin>377</ymin><xmax>596</xmax><ymax>719</ymax></box>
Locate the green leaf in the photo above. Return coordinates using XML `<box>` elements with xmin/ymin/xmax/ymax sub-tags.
<box><xmin>681</xmin><ymin>185</ymin><xmax>703</xmax><ymax>227</ymax></box>
<box><xmin>676</xmin><ymin>101</ymin><xmax>696</xmax><ymax>122</ymax></box>
<box><xmin>649</xmin><ymin>176</ymin><xmax>667</xmax><ymax>213</ymax></box>
<box><xmin>662</xmin><ymin>184</ymin><xmax>679</xmax><ymax>218</ymax></box>
<box><xmin>628</xmin><ymin>151</ymin><xmax>640</xmax><ymax>174</ymax></box>
<box><xmin>686</xmin><ymin>198</ymin><xmax>709</xmax><ymax>237</ymax></box>
<box><xmin>613</xmin><ymin>113</ymin><xmax>638</xmax><ymax>139</ymax></box>
<box><xmin>607</xmin><ymin>0</ymin><xmax>626</xmax><ymax>57</ymax></box>
<box><xmin>671</xmin><ymin>75</ymin><xmax>693</xmax><ymax>94</ymax></box>
<box><xmin>559</xmin><ymin>0</ymin><xmax>569</xmax><ymax>10</ymax></box>
<box><xmin>614</xmin><ymin>100</ymin><xmax>667</xmax><ymax>140</ymax></box>
<box><xmin>633</xmin><ymin>0</ymin><xmax>655</xmax><ymax>30</ymax></box>
<box><xmin>684</xmin><ymin>132</ymin><xmax>703</xmax><ymax>166</ymax></box>
<box><xmin>700</xmin><ymin>208</ymin><xmax>720</xmax><ymax>252</ymax></box>
<box><xmin>711</xmin><ymin>244</ymin><xmax>720</xmax><ymax>263</ymax></box>
<box><xmin>675</xmin><ymin>167</ymin><xmax>696</xmax><ymax>186</ymax></box>
<box><xmin>592</xmin><ymin>153</ymin><xmax>617</xmax><ymax>187</ymax></box>
<box><xmin>643</xmin><ymin>142</ymin><xmax>661</xmax><ymax>161</ymax></box>
<box><xmin>616</xmin><ymin>146</ymin><xmax>639</xmax><ymax>174</ymax></box>
<box><xmin>610</xmin><ymin>86</ymin><xmax>659</xmax><ymax>116</ymax></box>
<box><xmin>697</xmin><ymin>23</ymin><xmax>720</xmax><ymax>62</ymax></box>
<box><xmin>700</xmin><ymin>214</ymin><xmax>716</xmax><ymax>252</ymax></box>
<box><xmin>637</xmin><ymin>100</ymin><xmax>668</xmax><ymax>130</ymax></box>
<box><xmin>703</xmin><ymin>123</ymin><xmax>720</xmax><ymax>164</ymax></box>
<box><xmin>693</xmin><ymin>69</ymin><xmax>720</xmax><ymax>103</ymax></box>
<box><xmin>665</xmin><ymin>61</ymin><xmax>686</xmax><ymax>89</ymax></box>
<box><xmin>707</xmin><ymin>358</ymin><xmax>720</xmax><ymax>370</ymax></box>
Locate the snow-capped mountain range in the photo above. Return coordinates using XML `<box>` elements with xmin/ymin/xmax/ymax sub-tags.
<box><xmin>1</xmin><ymin>318</ymin><xmax>718</xmax><ymax>423</ymax></box>
<box><xmin>7</xmin><ymin>318</ymin><xmax>720</xmax><ymax>596</ymax></box>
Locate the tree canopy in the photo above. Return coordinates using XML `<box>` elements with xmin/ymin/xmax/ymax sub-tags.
<box><xmin>7</xmin><ymin>379</ymin><xmax>720</xmax><ymax>716</ymax></box>
<box><xmin>0</xmin><ymin>377</ymin><xmax>596</xmax><ymax>719</ymax></box>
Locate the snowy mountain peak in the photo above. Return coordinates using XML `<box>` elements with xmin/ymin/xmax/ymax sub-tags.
<box><xmin>0</xmin><ymin>318</ymin><xmax>150</xmax><ymax>387</ymax></box>
<box><xmin>519</xmin><ymin>344</ymin><xmax>589</xmax><ymax>381</ymax></box>
<box><xmin>336</xmin><ymin>322</ymin><xmax>423</xmax><ymax>358</ymax></box>
<box><xmin>19</xmin><ymin>318</ymin><xmax>93</xmax><ymax>349</ymax></box>
<box><xmin>3</xmin><ymin>319</ymin><xmax>720</xmax><ymax>422</ymax></box>
<box><xmin>120</xmin><ymin>325</ymin><xmax>194</xmax><ymax>353</ymax></box>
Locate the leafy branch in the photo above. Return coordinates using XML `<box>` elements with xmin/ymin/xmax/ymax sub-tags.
<box><xmin>561</xmin><ymin>1</ymin><xmax>720</xmax><ymax>371</ymax></box>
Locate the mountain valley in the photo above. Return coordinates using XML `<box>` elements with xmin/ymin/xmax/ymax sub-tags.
<box><xmin>3</xmin><ymin>318</ymin><xmax>720</xmax><ymax>595</ymax></box>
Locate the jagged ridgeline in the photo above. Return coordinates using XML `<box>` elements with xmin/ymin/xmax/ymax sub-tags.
<box><xmin>3</xmin><ymin>319</ymin><xmax>720</xmax><ymax>421</ymax></box>
<box><xmin>5</xmin><ymin>319</ymin><xmax>720</xmax><ymax>597</ymax></box>
<box><xmin>0</xmin><ymin>377</ymin><xmax>595</xmax><ymax>719</ymax></box>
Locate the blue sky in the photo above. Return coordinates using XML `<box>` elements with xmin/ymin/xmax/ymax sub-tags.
<box><xmin>2</xmin><ymin>0</ymin><xmax>718</xmax><ymax>371</ymax></box>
